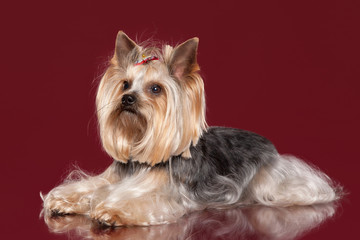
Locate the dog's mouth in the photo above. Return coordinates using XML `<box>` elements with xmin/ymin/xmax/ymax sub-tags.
<box><xmin>116</xmin><ymin>105</ymin><xmax>147</xmax><ymax>133</ymax></box>
<box><xmin>120</xmin><ymin>106</ymin><xmax>138</xmax><ymax>115</ymax></box>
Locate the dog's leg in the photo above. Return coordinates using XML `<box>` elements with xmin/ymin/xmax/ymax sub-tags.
<box><xmin>42</xmin><ymin>163</ymin><xmax>119</xmax><ymax>215</ymax></box>
<box><xmin>247</xmin><ymin>154</ymin><xmax>341</xmax><ymax>206</ymax></box>
<box><xmin>90</xmin><ymin>169</ymin><xmax>186</xmax><ymax>226</ymax></box>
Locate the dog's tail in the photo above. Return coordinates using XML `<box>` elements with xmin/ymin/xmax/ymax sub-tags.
<box><xmin>247</xmin><ymin>154</ymin><xmax>343</xmax><ymax>206</ymax></box>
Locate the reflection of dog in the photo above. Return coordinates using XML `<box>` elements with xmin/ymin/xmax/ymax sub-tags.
<box><xmin>44</xmin><ymin>204</ymin><xmax>337</xmax><ymax>240</ymax></box>
<box><xmin>42</xmin><ymin>31</ymin><xmax>342</xmax><ymax>226</ymax></box>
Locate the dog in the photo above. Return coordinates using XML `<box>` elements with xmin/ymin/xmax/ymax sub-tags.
<box><xmin>42</xmin><ymin>31</ymin><xmax>342</xmax><ymax>227</ymax></box>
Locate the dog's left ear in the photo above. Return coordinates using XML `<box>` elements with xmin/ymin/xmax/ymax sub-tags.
<box><xmin>169</xmin><ymin>38</ymin><xmax>199</xmax><ymax>79</ymax></box>
<box><xmin>114</xmin><ymin>31</ymin><xmax>139</xmax><ymax>65</ymax></box>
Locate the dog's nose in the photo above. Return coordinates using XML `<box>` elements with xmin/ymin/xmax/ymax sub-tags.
<box><xmin>122</xmin><ymin>94</ymin><xmax>136</xmax><ymax>106</ymax></box>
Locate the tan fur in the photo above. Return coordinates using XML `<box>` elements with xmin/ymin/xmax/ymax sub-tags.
<box><xmin>44</xmin><ymin>202</ymin><xmax>337</xmax><ymax>239</ymax></box>
<box><xmin>90</xmin><ymin>169</ymin><xmax>184</xmax><ymax>226</ymax></box>
<box><xmin>247</xmin><ymin>155</ymin><xmax>340</xmax><ymax>206</ymax></box>
<box><xmin>96</xmin><ymin>33</ymin><xmax>206</xmax><ymax>165</ymax></box>
<box><xmin>42</xmin><ymin>32</ymin><xmax>205</xmax><ymax>226</ymax></box>
<box><xmin>42</xmin><ymin>163</ymin><xmax>186</xmax><ymax>226</ymax></box>
<box><xmin>42</xmin><ymin>31</ymin><xmax>341</xmax><ymax>229</ymax></box>
<box><xmin>42</xmin><ymin>164</ymin><xmax>120</xmax><ymax>215</ymax></box>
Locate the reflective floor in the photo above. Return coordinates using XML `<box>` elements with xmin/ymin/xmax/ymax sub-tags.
<box><xmin>42</xmin><ymin>203</ymin><xmax>338</xmax><ymax>240</ymax></box>
<box><xmin>2</xmin><ymin>1</ymin><xmax>359</xmax><ymax>239</ymax></box>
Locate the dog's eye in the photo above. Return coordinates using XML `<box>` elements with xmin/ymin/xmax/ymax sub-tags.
<box><xmin>123</xmin><ymin>81</ymin><xmax>130</xmax><ymax>90</ymax></box>
<box><xmin>151</xmin><ymin>84</ymin><xmax>161</xmax><ymax>94</ymax></box>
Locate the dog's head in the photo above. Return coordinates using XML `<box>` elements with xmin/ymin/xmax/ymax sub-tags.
<box><xmin>96</xmin><ymin>31</ymin><xmax>207</xmax><ymax>165</ymax></box>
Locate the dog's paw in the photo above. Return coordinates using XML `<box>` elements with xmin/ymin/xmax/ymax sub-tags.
<box><xmin>43</xmin><ymin>197</ymin><xmax>78</xmax><ymax>216</ymax></box>
<box><xmin>91</xmin><ymin>208</ymin><xmax>123</xmax><ymax>227</ymax></box>
<box><xmin>42</xmin><ymin>193</ymin><xmax>90</xmax><ymax>216</ymax></box>
<box><xmin>50</xmin><ymin>209</ymin><xmax>73</xmax><ymax>216</ymax></box>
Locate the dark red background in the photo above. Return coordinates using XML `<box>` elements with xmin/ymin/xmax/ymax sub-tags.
<box><xmin>1</xmin><ymin>0</ymin><xmax>359</xmax><ymax>239</ymax></box>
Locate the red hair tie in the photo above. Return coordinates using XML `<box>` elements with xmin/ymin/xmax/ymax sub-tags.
<box><xmin>134</xmin><ymin>55</ymin><xmax>159</xmax><ymax>66</ymax></box>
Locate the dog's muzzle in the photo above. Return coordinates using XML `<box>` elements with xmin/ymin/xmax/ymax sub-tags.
<box><xmin>122</xmin><ymin>94</ymin><xmax>136</xmax><ymax>106</ymax></box>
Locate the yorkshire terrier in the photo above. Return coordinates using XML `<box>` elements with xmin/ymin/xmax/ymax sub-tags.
<box><xmin>42</xmin><ymin>31</ymin><xmax>342</xmax><ymax>227</ymax></box>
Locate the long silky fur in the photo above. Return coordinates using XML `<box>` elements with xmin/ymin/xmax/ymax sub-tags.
<box><xmin>42</xmin><ymin>127</ymin><xmax>341</xmax><ymax>226</ymax></box>
<box><xmin>96</xmin><ymin>41</ymin><xmax>206</xmax><ymax>165</ymax></box>
<box><xmin>42</xmin><ymin>32</ymin><xmax>342</xmax><ymax>227</ymax></box>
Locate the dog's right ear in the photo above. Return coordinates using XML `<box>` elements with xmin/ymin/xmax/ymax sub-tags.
<box><xmin>114</xmin><ymin>31</ymin><xmax>138</xmax><ymax>65</ymax></box>
<box><xmin>169</xmin><ymin>37</ymin><xmax>199</xmax><ymax>80</ymax></box>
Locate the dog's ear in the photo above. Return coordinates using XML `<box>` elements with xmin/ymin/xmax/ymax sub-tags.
<box><xmin>114</xmin><ymin>31</ymin><xmax>138</xmax><ymax>65</ymax></box>
<box><xmin>169</xmin><ymin>38</ymin><xmax>199</xmax><ymax>79</ymax></box>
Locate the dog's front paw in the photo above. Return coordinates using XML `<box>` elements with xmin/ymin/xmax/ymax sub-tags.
<box><xmin>91</xmin><ymin>207</ymin><xmax>123</xmax><ymax>227</ymax></box>
<box><xmin>42</xmin><ymin>192</ymin><xmax>90</xmax><ymax>216</ymax></box>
